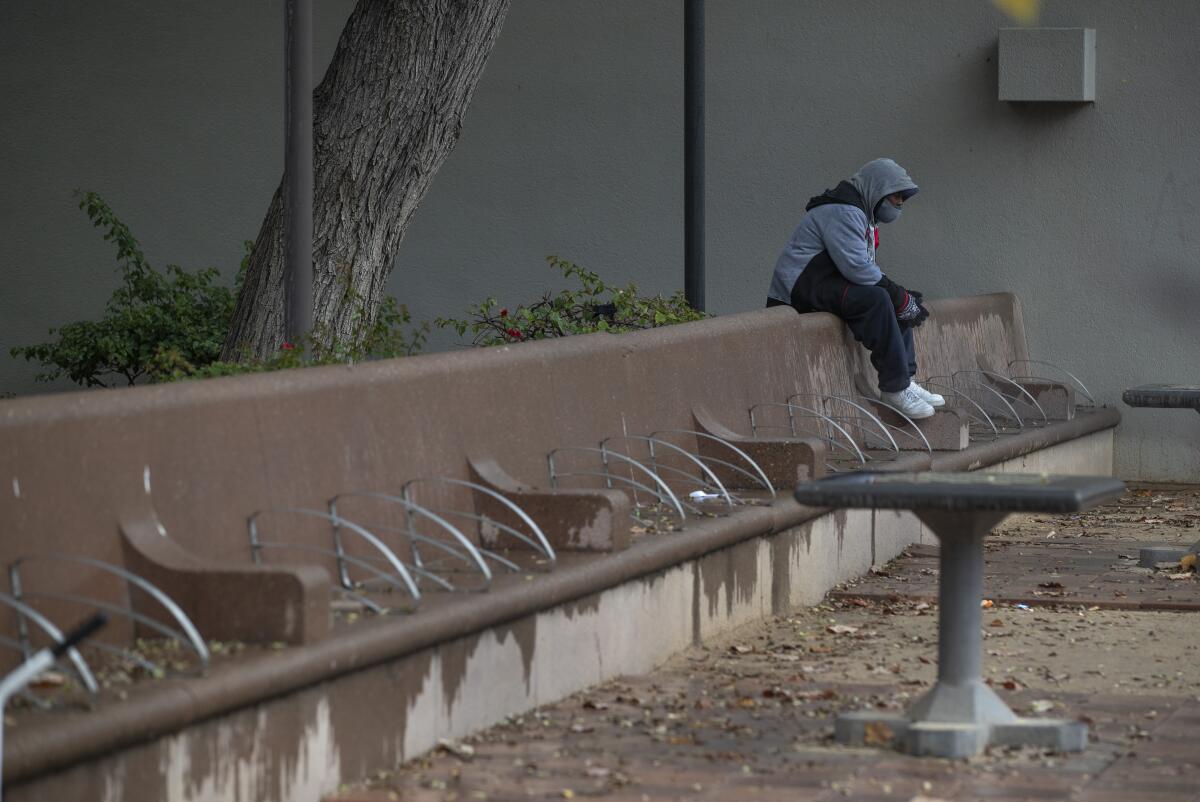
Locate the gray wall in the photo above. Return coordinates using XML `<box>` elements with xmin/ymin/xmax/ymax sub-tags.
<box><xmin>3</xmin><ymin>1</ymin><xmax>1198</xmax><ymax>481</ymax></box>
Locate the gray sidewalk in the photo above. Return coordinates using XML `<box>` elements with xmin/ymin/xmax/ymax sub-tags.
<box><xmin>328</xmin><ymin>486</ymin><xmax>1200</xmax><ymax>802</ymax></box>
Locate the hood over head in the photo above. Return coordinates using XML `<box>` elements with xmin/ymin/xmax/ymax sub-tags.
<box><xmin>848</xmin><ymin>158</ymin><xmax>919</xmax><ymax>220</ymax></box>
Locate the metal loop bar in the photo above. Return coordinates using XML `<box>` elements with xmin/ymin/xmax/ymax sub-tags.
<box><xmin>0</xmin><ymin>592</ymin><xmax>98</xmax><ymax>696</ymax></box>
<box><xmin>343</xmin><ymin>522</ymin><xmax>520</xmax><ymax>580</ymax></box>
<box><xmin>849</xmin><ymin>395</ymin><xmax>933</xmax><ymax>454</ymax></box>
<box><xmin>1008</xmin><ymin>359</ymin><xmax>1096</xmax><ymax>405</ymax></box>
<box><xmin>748</xmin><ymin>403</ymin><xmax>867</xmax><ymax>465</ymax></box>
<box><xmin>327</xmin><ymin>493</ymin><xmax>491</xmax><ymax>591</ymax></box>
<box><xmin>332</xmin><ymin>587</ymin><xmax>386</xmax><ymax>615</ymax></box>
<box><xmin>921</xmin><ymin>380</ymin><xmax>999</xmax><ymax>439</ymax></box>
<box><xmin>602</xmin><ymin>435</ymin><xmax>735</xmax><ymax>507</ymax></box>
<box><xmin>624</xmin><ymin>461</ymin><xmax>750</xmax><ymax>504</ymax></box>
<box><xmin>962</xmin><ymin>370</ymin><xmax>1049</xmax><ymax>427</ymax></box>
<box><xmin>771</xmin><ymin>403</ymin><xmax>867</xmax><ymax>461</ymax></box>
<box><xmin>254</xmin><ymin>540</ymin><xmax>449</xmax><ymax>594</ymax></box>
<box><xmin>648</xmin><ymin>430</ymin><xmax>776</xmax><ymax>497</ymax></box>
<box><xmin>788</xmin><ymin>393</ymin><xmax>900</xmax><ymax>453</ymax></box>
<box><xmin>346</xmin><ymin>554</ymin><xmax>458</xmax><ymax>593</ymax></box>
<box><xmin>328</xmin><ymin>518</ymin><xmax>479</xmax><ymax>580</ymax></box>
<box><xmin>624</xmin><ymin>460</ymin><xmax>722</xmax><ymax>492</ymax></box>
<box><xmin>415</xmin><ymin>508</ymin><xmax>543</xmax><ymax>568</ymax></box>
<box><xmin>401</xmin><ymin>477</ymin><xmax>556</xmax><ymax>565</ymax></box>
<box><xmin>9</xmin><ymin>554</ymin><xmax>209</xmax><ymax>667</ymax></box>
<box><xmin>550</xmin><ymin>468</ymin><xmax>699</xmax><ymax>518</ymax></box>
<box><xmin>548</xmin><ymin>447</ymin><xmax>687</xmax><ymax>520</ymax></box>
<box><xmin>249</xmin><ymin>508</ymin><xmax>421</xmax><ymax>603</ymax></box>
<box><xmin>472</xmin><ymin>547</ymin><xmax>522</xmax><ymax>572</ymax></box>
<box><xmin>83</xmin><ymin>639</ymin><xmax>163</xmax><ymax>676</ymax></box>
<box><xmin>16</xmin><ymin>592</ymin><xmax>185</xmax><ymax>652</ymax></box>
<box><xmin>935</xmin><ymin>374</ymin><xmax>1024</xmax><ymax>430</ymax></box>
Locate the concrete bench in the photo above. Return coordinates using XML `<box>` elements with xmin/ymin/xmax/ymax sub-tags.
<box><xmin>0</xmin><ymin>293</ymin><xmax>1119</xmax><ymax>801</ymax></box>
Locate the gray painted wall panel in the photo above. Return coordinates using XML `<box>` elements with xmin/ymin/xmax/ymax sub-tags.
<box><xmin>3</xmin><ymin>1</ymin><xmax>1197</xmax><ymax>480</ymax></box>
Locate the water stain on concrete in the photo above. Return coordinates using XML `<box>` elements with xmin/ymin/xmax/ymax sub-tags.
<box><xmin>493</xmin><ymin>616</ymin><xmax>537</xmax><ymax>694</ymax></box>
<box><xmin>769</xmin><ymin>530</ymin><xmax>798</xmax><ymax>616</ymax></box>
<box><xmin>327</xmin><ymin>650</ymin><xmax>431</xmax><ymax>781</ymax></box>
<box><xmin>560</xmin><ymin>591</ymin><xmax>602</xmax><ymax>621</ymax></box>
<box><xmin>698</xmin><ymin>538</ymin><xmax>761</xmax><ymax>622</ymax></box>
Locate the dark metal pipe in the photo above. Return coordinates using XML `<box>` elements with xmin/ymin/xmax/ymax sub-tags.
<box><xmin>684</xmin><ymin>0</ymin><xmax>705</xmax><ymax>311</ymax></box>
<box><xmin>284</xmin><ymin>0</ymin><xmax>314</xmax><ymax>344</ymax></box>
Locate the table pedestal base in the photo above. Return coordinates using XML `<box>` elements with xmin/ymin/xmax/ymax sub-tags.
<box><xmin>834</xmin><ymin>509</ymin><xmax>1088</xmax><ymax>758</ymax></box>
<box><xmin>835</xmin><ymin>680</ymin><xmax>1087</xmax><ymax>757</ymax></box>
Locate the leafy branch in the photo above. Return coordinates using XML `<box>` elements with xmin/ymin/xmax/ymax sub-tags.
<box><xmin>436</xmin><ymin>256</ymin><xmax>704</xmax><ymax>346</ymax></box>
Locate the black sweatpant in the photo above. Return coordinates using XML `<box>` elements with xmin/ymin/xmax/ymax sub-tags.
<box><xmin>767</xmin><ymin>254</ymin><xmax>917</xmax><ymax>392</ymax></box>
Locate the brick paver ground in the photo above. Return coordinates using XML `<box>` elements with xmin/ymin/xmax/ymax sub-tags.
<box><xmin>327</xmin><ymin>486</ymin><xmax>1200</xmax><ymax>802</ymax></box>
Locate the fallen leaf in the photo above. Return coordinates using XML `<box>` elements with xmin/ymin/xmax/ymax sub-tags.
<box><xmin>729</xmin><ymin>644</ymin><xmax>753</xmax><ymax>654</ymax></box>
<box><xmin>581</xmin><ymin>699</ymin><xmax>609</xmax><ymax>711</ymax></box>
<box><xmin>1180</xmin><ymin>553</ymin><xmax>1197</xmax><ymax>572</ymax></box>
<box><xmin>827</xmin><ymin>624</ymin><xmax>859</xmax><ymax>635</ymax></box>
<box><xmin>988</xmin><ymin>618</ymin><xmax>1005</xmax><ymax>627</ymax></box>
<box><xmin>1038</xmin><ymin>581</ymin><xmax>1065</xmax><ymax>589</ymax></box>
<box><xmin>980</xmin><ymin>600</ymin><xmax>995</xmax><ymax>609</ymax></box>
<box><xmin>863</xmin><ymin>721</ymin><xmax>894</xmax><ymax>745</ymax></box>
<box><xmin>1029</xmin><ymin>700</ymin><xmax>1056</xmax><ymax>714</ymax></box>
<box><xmin>1167</xmin><ymin>573</ymin><xmax>1194</xmax><ymax>581</ymax></box>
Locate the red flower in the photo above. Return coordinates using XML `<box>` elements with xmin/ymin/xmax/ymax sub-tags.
<box><xmin>499</xmin><ymin>308</ymin><xmax>509</xmax><ymax>318</ymax></box>
<box><xmin>506</xmin><ymin>327</ymin><xmax>523</xmax><ymax>340</ymax></box>
<box><xmin>281</xmin><ymin>342</ymin><xmax>295</xmax><ymax>351</ymax></box>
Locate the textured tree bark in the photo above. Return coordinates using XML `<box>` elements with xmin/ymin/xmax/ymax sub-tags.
<box><xmin>222</xmin><ymin>0</ymin><xmax>511</xmax><ymax>360</ymax></box>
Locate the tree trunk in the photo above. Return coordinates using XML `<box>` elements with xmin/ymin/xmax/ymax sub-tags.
<box><xmin>222</xmin><ymin>0</ymin><xmax>511</xmax><ymax>360</ymax></box>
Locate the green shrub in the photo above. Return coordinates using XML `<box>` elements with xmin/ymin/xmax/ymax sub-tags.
<box><xmin>10</xmin><ymin>193</ymin><xmax>428</xmax><ymax>388</ymax></box>
<box><xmin>435</xmin><ymin>256</ymin><xmax>705</xmax><ymax>346</ymax></box>
<box><xmin>10</xmin><ymin>192</ymin><xmax>237</xmax><ymax>387</ymax></box>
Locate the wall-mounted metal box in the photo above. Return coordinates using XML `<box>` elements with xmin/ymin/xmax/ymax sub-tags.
<box><xmin>998</xmin><ymin>27</ymin><xmax>1096</xmax><ymax>102</ymax></box>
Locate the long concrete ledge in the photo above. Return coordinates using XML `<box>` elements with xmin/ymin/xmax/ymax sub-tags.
<box><xmin>0</xmin><ymin>294</ymin><xmax>1119</xmax><ymax>799</ymax></box>
<box><xmin>5</xmin><ymin>415</ymin><xmax>1116</xmax><ymax>798</ymax></box>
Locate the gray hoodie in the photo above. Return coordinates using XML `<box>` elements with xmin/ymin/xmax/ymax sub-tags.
<box><xmin>768</xmin><ymin>158</ymin><xmax>918</xmax><ymax>303</ymax></box>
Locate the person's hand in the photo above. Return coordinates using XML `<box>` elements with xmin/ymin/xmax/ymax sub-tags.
<box><xmin>899</xmin><ymin>291</ymin><xmax>929</xmax><ymax>327</ymax></box>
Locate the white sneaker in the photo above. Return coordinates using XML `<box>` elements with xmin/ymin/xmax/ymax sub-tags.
<box><xmin>909</xmin><ymin>381</ymin><xmax>945</xmax><ymax>408</ymax></box>
<box><xmin>880</xmin><ymin>385</ymin><xmax>936</xmax><ymax>419</ymax></box>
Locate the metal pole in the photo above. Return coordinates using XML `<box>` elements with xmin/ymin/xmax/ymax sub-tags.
<box><xmin>684</xmin><ymin>0</ymin><xmax>705</xmax><ymax>311</ymax></box>
<box><xmin>936</xmin><ymin>529</ymin><xmax>985</xmax><ymax>685</ymax></box>
<box><xmin>284</xmin><ymin>0</ymin><xmax>314</xmax><ymax>345</ymax></box>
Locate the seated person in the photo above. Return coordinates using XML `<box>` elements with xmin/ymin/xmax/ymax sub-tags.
<box><xmin>767</xmin><ymin>157</ymin><xmax>943</xmax><ymax>419</ymax></box>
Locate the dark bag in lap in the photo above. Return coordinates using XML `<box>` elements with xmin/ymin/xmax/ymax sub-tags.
<box><xmin>789</xmin><ymin>250</ymin><xmax>852</xmax><ymax>313</ymax></box>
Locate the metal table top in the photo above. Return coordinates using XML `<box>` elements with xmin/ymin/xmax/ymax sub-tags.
<box><xmin>793</xmin><ymin>472</ymin><xmax>1126</xmax><ymax>514</ymax></box>
<box><xmin>1122</xmin><ymin>384</ymin><xmax>1200</xmax><ymax>409</ymax></box>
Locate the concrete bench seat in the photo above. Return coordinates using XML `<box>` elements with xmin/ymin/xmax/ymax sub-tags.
<box><xmin>0</xmin><ymin>293</ymin><xmax>1118</xmax><ymax>801</ymax></box>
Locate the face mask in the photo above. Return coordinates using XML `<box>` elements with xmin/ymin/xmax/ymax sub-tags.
<box><xmin>875</xmin><ymin>199</ymin><xmax>901</xmax><ymax>224</ymax></box>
